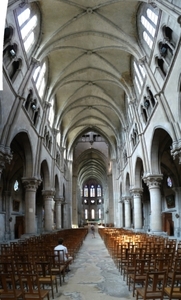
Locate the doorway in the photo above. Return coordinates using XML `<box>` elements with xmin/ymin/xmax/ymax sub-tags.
<box><xmin>162</xmin><ymin>213</ymin><xmax>174</xmax><ymax>236</ymax></box>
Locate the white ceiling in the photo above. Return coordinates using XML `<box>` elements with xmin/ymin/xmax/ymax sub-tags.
<box><xmin>35</xmin><ymin>0</ymin><xmax>142</xmax><ymax>184</ymax></box>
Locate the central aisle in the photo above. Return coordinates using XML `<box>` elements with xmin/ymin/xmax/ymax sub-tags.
<box><xmin>57</xmin><ymin>226</ymin><xmax>134</xmax><ymax>300</ymax></box>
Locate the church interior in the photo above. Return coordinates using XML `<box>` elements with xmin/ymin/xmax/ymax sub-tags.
<box><xmin>1</xmin><ymin>0</ymin><xmax>181</xmax><ymax>242</ymax></box>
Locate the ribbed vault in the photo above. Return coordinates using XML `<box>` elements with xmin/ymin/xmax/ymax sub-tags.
<box><xmin>34</xmin><ymin>0</ymin><xmax>142</xmax><ymax>185</ymax></box>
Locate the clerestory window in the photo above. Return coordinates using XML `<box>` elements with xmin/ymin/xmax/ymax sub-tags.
<box><xmin>134</xmin><ymin>61</ymin><xmax>145</xmax><ymax>94</ymax></box>
<box><xmin>48</xmin><ymin>98</ymin><xmax>55</xmax><ymax>128</ymax></box>
<box><xmin>141</xmin><ymin>9</ymin><xmax>158</xmax><ymax>49</ymax></box>
<box><xmin>33</xmin><ymin>63</ymin><xmax>47</xmax><ymax>98</ymax></box>
<box><xmin>18</xmin><ymin>8</ymin><xmax>38</xmax><ymax>52</ymax></box>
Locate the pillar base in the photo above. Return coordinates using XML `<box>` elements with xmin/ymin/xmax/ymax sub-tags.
<box><xmin>20</xmin><ymin>233</ymin><xmax>39</xmax><ymax>239</ymax></box>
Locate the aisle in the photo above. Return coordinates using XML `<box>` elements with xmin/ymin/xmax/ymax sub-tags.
<box><xmin>57</xmin><ymin>226</ymin><xmax>134</xmax><ymax>300</ymax></box>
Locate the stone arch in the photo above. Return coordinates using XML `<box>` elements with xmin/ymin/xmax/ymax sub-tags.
<box><xmin>40</xmin><ymin>160</ymin><xmax>50</xmax><ymax>190</ymax></box>
<box><xmin>125</xmin><ymin>173</ymin><xmax>131</xmax><ymax>195</ymax></box>
<box><xmin>150</xmin><ymin>128</ymin><xmax>173</xmax><ymax>174</ymax></box>
<box><xmin>55</xmin><ymin>174</ymin><xmax>60</xmax><ymax>198</ymax></box>
<box><xmin>10</xmin><ymin>131</ymin><xmax>33</xmax><ymax>178</ymax></box>
<box><xmin>134</xmin><ymin>157</ymin><xmax>144</xmax><ymax>187</ymax></box>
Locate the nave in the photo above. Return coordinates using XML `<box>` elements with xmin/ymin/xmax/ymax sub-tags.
<box><xmin>1</xmin><ymin>226</ymin><xmax>181</xmax><ymax>300</ymax></box>
<box><xmin>59</xmin><ymin>225</ymin><xmax>133</xmax><ymax>300</ymax></box>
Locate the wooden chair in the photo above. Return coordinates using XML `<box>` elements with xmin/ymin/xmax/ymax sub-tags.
<box><xmin>35</xmin><ymin>261</ymin><xmax>58</xmax><ymax>299</ymax></box>
<box><xmin>122</xmin><ymin>252</ymin><xmax>138</xmax><ymax>284</ymax></box>
<box><xmin>135</xmin><ymin>271</ymin><xmax>167</xmax><ymax>300</ymax></box>
<box><xmin>164</xmin><ymin>271</ymin><xmax>181</xmax><ymax>299</ymax></box>
<box><xmin>128</xmin><ymin>259</ymin><xmax>150</xmax><ymax>296</ymax></box>
<box><xmin>118</xmin><ymin>245</ymin><xmax>129</xmax><ymax>274</ymax></box>
<box><xmin>19</xmin><ymin>273</ymin><xmax>50</xmax><ymax>300</ymax></box>
<box><xmin>55</xmin><ymin>249</ymin><xmax>72</xmax><ymax>274</ymax></box>
<box><xmin>167</xmin><ymin>257</ymin><xmax>181</xmax><ymax>284</ymax></box>
<box><xmin>0</xmin><ymin>273</ymin><xmax>23</xmax><ymax>300</ymax></box>
<box><xmin>47</xmin><ymin>253</ymin><xmax>65</xmax><ymax>286</ymax></box>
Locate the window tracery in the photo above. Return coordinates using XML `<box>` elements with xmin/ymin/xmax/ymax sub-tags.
<box><xmin>17</xmin><ymin>7</ymin><xmax>38</xmax><ymax>52</ymax></box>
<box><xmin>24</xmin><ymin>90</ymin><xmax>40</xmax><ymax>127</ymax></box>
<box><xmin>3</xmin><ymin>35</ymin><xmax>22</xmax><ymax>83</ymax></box>
<box><xmin>131</xmin><ymin>123</ymin><xmax>139</xmax><ymax>148</ymax></box>
<box><xmin>33</xmin><ymin>62</ymin><xmax>47</xmax><ymax>99</ymax></box>
<box><xmin>48</xmin><ymin>98</ymin><xmax>55</xmax><ymax>128</ymax></box>
<box><xmin>141</xmin><ymin>9</ymin><xmax>158</xmax><ymax>49</ymax></box>
<box><xmin>44</xmin><ymin>126</ymin><xmax>52</xmax><ymax>152</ymax></box>
<box><xmin>133</xmin><ymin>60</ymin><xmax>146</xmax><ymax>95</ymax></box>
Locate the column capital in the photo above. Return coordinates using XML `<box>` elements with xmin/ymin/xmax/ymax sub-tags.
<box><xmin>170</xmin><ymin>140</ymin><xmax>181</xmax><ymax>164</ymax></box>
<box><xmin>31</xmin><ymin>57</ymin><xmax>40</xmax><ymax>68</ymax></box>
<box><xmin>0</xmin><ymin>150</ymin><xmax>13</xmax><ymax>174</ymax></box>
<box><xmin>122</xmin><ymin>196</ymin><xmax>131</xmax><ymax>203</ymax></box>
<box><xmin>143</xmin><ymin>174</ymin><xmax>163</xmax><ymax>188</ymax></box>
<box><xmin>138</xmin><ymin>56</ymin><xmax>147</xmax><ymax>66</ymax></box>
<box><xmin>54</xmin><ymin>197</ymin><xmax>61</xmax><ymax>201</ymax></box>
<box><xmin>130</xmin><ymin>188</ymin><xmax>143</xmax><ymax>196</ymax></box>
<box><xmin>42</xmin><ymin>189</ymin><xmax>55</xmax><ymax>197</ymax></box>
<box><xmin>22</xmin><ymin>177</ymin><xmax>41</xmax><ymax>190</ymax></box>
<box><xmin>54</xmin><ymin>197</ymin><xmax>64</xmax><ymax>203</ymax></box>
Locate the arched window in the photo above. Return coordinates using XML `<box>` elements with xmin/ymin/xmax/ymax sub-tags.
<box><xmin>91</xmin><ymin>209</ymin><xmax>95</xmax><ymax>219</ymax></box>
<box><xmin>56</xmin><ymin>132</ymin><xmax>60</xmax><ymax>146</ymax></box>
<box><xmin>147</xmin><ymin>88</ymin><xmax>156</xmax><ymax>107</ymax></box>
<box><xmin>48</xmin><ymin>98</ymin><xmax>55</xmax><ymax>128</ymax></box>
<box><xmin>84</xmin><ymin>185</ymin><xmax>88</xmax><ymax>197</ymax></box>
<box><xmin>85</xmin><ymin>209</ymin><xmax>88</xmax><ymax>220</ymax></box>
<box><xmin>167</xmin><ymin>176</ymin><xmax>173</xmax><ymax>188</ymax></box>
<box><xmin>141</xmin><ymin>16</ymin><xmax>156</xmax><ymax>37</ymax></box>
<box><xmin>17</xmin><ymin>8</ymin><xmax>38</xmax><ymax>52</ymax></box>
<box><xmin>147</xmin><ymin>9</ymin><xmax>158</xmax><ymax>25</ymax></box>
<box><xmin>133</xmin><ymin>61</ymin><xmax>145</xmax><ymax>94</ymax></box>
<box><xmin>33</xmin><ymin>63</ymin><xmax>47</xmax><ymax>98</ymax></box>
<box><xmin>143</xmin><ymin>31</ymin><xmax>153</xmax><ymax>49</ymax></box>
<box><xmin>97</xmin><ymin>185</ymin><xmax>101</xmax><ymax>197</ymax></box>
<box><xmin>90</xmin><ymin>185</ymin><xmax>95</xmax><ymax>197</ymax></box>
<box><xmin>141</xmin><ymin>9</ymin><xmax>158</xmax><ymax>49</ymax></box>
<box><xmin>25</xmin><ymin>90</ymin><xmax>33</xmax><ymax>111</ymax></box>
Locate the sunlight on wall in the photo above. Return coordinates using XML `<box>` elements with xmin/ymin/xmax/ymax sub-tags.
<box><xmin>0</xmin><ymin>0</ymin><xmax>8</xmax><ymax>90</ymax></box>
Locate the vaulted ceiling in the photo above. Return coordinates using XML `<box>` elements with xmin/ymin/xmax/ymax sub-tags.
<box><xmin>35</xmin><ymin>0</ymin><xmax>142</xmax><ymax>185</ymax></box>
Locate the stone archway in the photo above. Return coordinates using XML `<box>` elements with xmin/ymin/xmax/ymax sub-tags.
<box><xmin>1</xmin><ymin>132</ymin><xmax>34</xmax><ymax>239</ymax></box>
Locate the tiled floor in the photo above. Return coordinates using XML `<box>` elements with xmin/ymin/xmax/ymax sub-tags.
<box><xmin>56</xmin><ymin>226</ymin><xmax>135</xmax><ymax>300</ymax></box>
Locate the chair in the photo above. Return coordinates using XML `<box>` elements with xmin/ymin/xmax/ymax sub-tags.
<box><xmin>164</xmin><ymin>271</ymin><xmax>181</xmax><ymax>299</ymax></box>
<box><xmin>167</xmin><ymin>257</ymin><xmax>181</xmax><ymax>284</ymax></box>
<box><xmin>136</xmin><ymin>271</ymin><xmax>167</xmax><ymax>300</ymax></box>
<box><xmin>47</xmin><ymin>253</ymin><xmax>65</xmax><ymax>286</ymax></box>
<box><xmin>35</xmin><ymin>261</ymin><xmax>58</xmax><ymax>299</ymax></box>
<box><xmin>122</xmin><ymin>252</ymin><xmax>138</xmax><ymax>284</ymax></box>
<box><xmin>128</xmin><ymin>259</ymin><xmax>150</xmax><ymax>296</ymax></box>
<box><xmin>0</xmin><ymin>273</ymin><xmax>23</xmax><ymax>300</ymax></box>
<box><xmin>19</xmin><ymin>273</ymin><xmax>50</xmax><ymax>300</ymax></box>
<box><xmin>118</xmin><ymin>245</ymin><xmax>129</xmax><ymax>274</ymax></box>
<box><xmin>55</xmin><ymin>249</ymin><xmax>71</xmax><ymax>275</ymax></box>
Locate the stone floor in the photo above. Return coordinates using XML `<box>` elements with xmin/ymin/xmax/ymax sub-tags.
<box><xmin>55</xmin><ymin>226</ymin><xmax>135</xmax><ymax>300</ymax></box>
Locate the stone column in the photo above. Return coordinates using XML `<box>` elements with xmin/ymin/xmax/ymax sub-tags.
<box><xmin>131</xmin><ymin>188</ymin><xmax>143</xmax><ymax>230</ymax></box>
<box><xmin>0</xmin><ymin>150</ymin><xmax>12</xmax><ymax>179</ymax></box>
<box><xmin>4</xmin><ymin>191</ymin><xmax>11</xmax><ymax>240</ymax></box>
<box><xmin>119</xmin><ymin>200</ymin><xmax>124</xmax><ymax>228</ymax></box>
<box><xmin>42</xmin><ymin>189</ymin><xmax>55</xmax><ymax>231</ymax></box>
<box><xmin>22</xmin><ymin>177</ymin><xmax>41</xmax><ymax>234</ymax></box>
<box><xmin>172</xmin><ymin>187</ymin><xmax>181</xmax><ymax>237</ymax></box>
<box><xmin>55</xmin><ymin>197</ymin><xmax>63</xmax><ymax>229</ymax></box>
<box><xmin>123</xmin><ymin>197</ymin><xmax>131</xmax><ymax>228</ymax></box>
<box><xmin>144</xmin><ymin>175</ymin><xmax>163</xmax><ymax>232</ymax></box>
